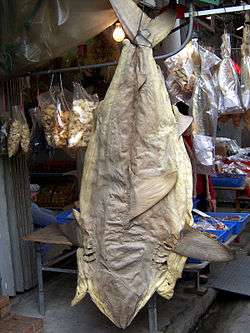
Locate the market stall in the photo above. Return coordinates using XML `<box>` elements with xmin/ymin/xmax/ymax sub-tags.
<box><xmin>0</xmin><ymin>1</ymin><xmax>250</xmax><ymax>333</ymax></box>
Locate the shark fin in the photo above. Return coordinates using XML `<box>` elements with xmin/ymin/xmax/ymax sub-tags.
<box><xmin>172</xmin><ymin>228</ymin><xmax>234</xmax><ymax>262</ymax></box>
<box><xmin>130</xmin><ymin>171</ymin><xmax>177</xmax><ymax>219</ymax></box>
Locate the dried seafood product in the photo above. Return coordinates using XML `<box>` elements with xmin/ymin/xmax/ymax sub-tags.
<box><xmin>8</xmin><ymin>106</ymin><xmax>23</xmax><ymax>157</ymax></box>
<box><xmin>73</xmin><ymin>1</ymin><xmax>233</xmax><ymax>329</ymax></box>
<box><xmin>68</xmin><ymin>83</ymin><xmax>98</xmax><ymax>148</ymax></box>
<box><xmin>38</xmin><ymin>88</ymin><xmax>72</xmax><ymax>147</ymax></box>
<box><xmin>218</xmin><ymin>33</ymin><xmax>243</xmax><ymax>114</ymax></box>
<box><xmin>0</xmin><ymin>116</ymin><xmax>9</xmax><ymax>155</ymax></box>
<box><xmin>165</xmin><ymin>40</ymin><xmax>220</xmax><ymax>106</ymax></box>
<box><xmin>191</xmin><ymin>39</ymin><xmax>219</xmax><ymax>174</ymax></box>
<box><xmin>242</xmin><ymin>15</ymin><xmax>250</xmax><ymax>128</ymax></box>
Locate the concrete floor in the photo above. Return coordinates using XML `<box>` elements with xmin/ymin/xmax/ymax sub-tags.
<box><xmin>11</xmin><ymin>271</ymin><xmax>216</xmax><ymax>333</ymax></box>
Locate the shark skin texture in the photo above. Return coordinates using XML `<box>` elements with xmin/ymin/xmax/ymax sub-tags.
<box><xmin>72</xmin><ymin>1</ymin><xmax>233</xmax><ymax>328</ymax></box>
<box><xmin>72</xmin><ymin>38</ymin><xmax>194</xmax><ymax>328</ymax></box>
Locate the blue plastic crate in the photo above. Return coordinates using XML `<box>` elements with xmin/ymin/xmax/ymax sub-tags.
<box><xmin>211</xmin><ymin>174</ymin><xmax>246</xmax><ymax>188</ymax></box>
<box><xmin>207</xmin><ymin>213</ymin><xmax>250</xmax><ymax>235</ymax></box>
<box><xmin>56</xmin><ymin>209</ymin><xmax>80</xmax><ymax>225</ymax></box>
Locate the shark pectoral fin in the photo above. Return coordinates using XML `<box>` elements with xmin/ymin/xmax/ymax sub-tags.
<box><xmin>172</xmin><ymin>106</ymin><xmax>193</xmax><ymax>136</ymax></box>
<box><xmin>130</xmin><ymin>171</ymin><xmax>177</xmax><ymax>219</ymax></box>
<box><xmin>173</xmin><ymin>229</ymin><xmax>234</xmax><ymax>262</ymax></box>
<box><xmin>72</xmin><ymin>248</ymin><xmax>88</xmax><ymax>306</ymax></box>
<box><xmin>146</xmin><ymin>7</ymin><xmax>176</xmax><ymax>47</ymax></box>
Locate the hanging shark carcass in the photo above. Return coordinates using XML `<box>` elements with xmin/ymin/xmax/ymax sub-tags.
<box><xmin>72</xmin><ymin>0</ymin><xmax>233</xmax><ymax>328</ymax></box>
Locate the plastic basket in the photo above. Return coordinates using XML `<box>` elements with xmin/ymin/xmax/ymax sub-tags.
<box><xmin>211</xmin><ymin>174</ymin><xmax>246</xmax><ymax>188</ymax></box>
<box><xmin>56</xmin><ymin>209</ymin><xmax>80</xmax><ymax>225</ymax></box>
<box><xmin>207</xmin><ymin>212</ymin><xmax>250</xmax><ymax>235</ymax></box>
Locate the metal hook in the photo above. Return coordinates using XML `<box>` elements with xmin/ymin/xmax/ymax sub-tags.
<box><xmin>49</xmin><ymin>73</ymin><xmax>55</xmax><ymax>92</ymax></box>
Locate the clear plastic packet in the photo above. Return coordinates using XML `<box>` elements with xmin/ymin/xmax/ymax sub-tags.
<box><xmin>37</xmin><ymin>91</ymin><xmax>56</xmax><ymax>146</ymax></box>
<box><xmin>29</xmin><ymin>107</ymin><xmax>48</xmax><ymax>154</ymax></box>
<box><xmin>0</xmin><ymin>115</ymin><xmax>9</xmax><ymax>155</ymax></box>
<box><xmin>8</xmin><ymin>106</ymin><xmax>23</xmax><ymax>157</ymax></box>
<box><xmin>241</xmin><ymin>16</ymin><xmax>250</xmax><ymax>112</ymax></box>
<box><xmin>218</xmin><ymin>33</ymin><xmax>244</xmax><ymax>115</ymax></box>
<box><xmin>165</xmin><ymin>40</ymin><xmax>221</xmax><ymax>106</ymax></box>
<box><xmin>53</xmin><ymin>88</ymin><xmax>71</xmax><ymax>147</ymax></box>
<box><xmin>38</xmin><ymin>85</ymin><xmax>72</xmax><ymax>148</ymax></box>
<box><xmin>20</xmin><ymin>110</ymin><xmax>30</xmax><ymax>154</ymax></box>
<box><xmin>191</xmin><ymin>40</ymin><xmax>219</xmax><ymax>174</ymax></box>
<box><xmin>7</xmin><ymin>106</ymin><xmax>30</xmax><ymax>157</ymax></box>
<box><xmin>165</xmin><ymin>42</ymin><xmax>195</xmax><ymax>106</ymax></box>
<box><xmin>68</xmin><ymin>82</ymin><xmax>98</xmax><ymax>148</ymax></box>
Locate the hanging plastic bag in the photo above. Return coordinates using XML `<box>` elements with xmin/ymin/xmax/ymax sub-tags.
<box><xmin>68</xmin><ymin>82</ymin><xmax>99</xmax><ymax>148</ymax></box>
<box><xmin>165</xmin><ymin>41</ymin><xmax>221</xmax><ymax>106</ymax></box>
<box><xmin>8</xmin><ymin>106</ymin><xmax>23</xmax><ymax>157</ymax></box>
<box><xmin>0</xmin><ymin>115</ymin><xmax>9</xmax><ymax>155</ymax></box>
<box><xmin>53</xmin><ymin>88</ymin><xmax>71</xmax><ymax>147</ymax></box>
<box><xmin>218</xmin><ymin>33</ymin><xmax>244</xmax><ymax>114</ymax></box>
<box><xmin>38</xmin><ymin>76</ymin><xmax>72</xmax><ymax>148</ymax></box>
<box><xmin>20</xmin><ymin>110</ymin><xmax>30</xmax><ymax>154</ymax></box>
<box><xmin>191</xmin><ymin>40</ymin><xmax>219</xmax><ymax>174</ymax></box>
<box><xmin>165</xmin><ymin>42</ymin><xmax>195</xmax><ymax>105</ymax></box>
<box><xmin>29</xmin><ymin>107</ymin><xmax>48</xmax><ymax>154</ymax></box>
<box><xmin>38</xmin><ymin>91</ymin><xmax>56</xmax><ymax>146</ymax></box>
<box><xmin>7</xmin><ymin>105</ymin><xmax>30</xmax><ymax>157</ymax></box>
<box><xmin>241</xmin><ymin>16</ymin><xmax>250</xmax><ymax>129</ymax></box>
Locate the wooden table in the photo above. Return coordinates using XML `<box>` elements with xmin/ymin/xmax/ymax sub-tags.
<box><xmin>213</xmin><ymin>186</ymin><xmax>247</xmax><ymax>210</ymax></box>
<box><xmin>24</xmin><ymin>224</ymin><xmax>76</xmax><ymax>316</ymax></box>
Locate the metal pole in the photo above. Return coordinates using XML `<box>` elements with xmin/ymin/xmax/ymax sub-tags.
<box><xmin>148</xmin><ymin>294</ymin><xmax>158</xmax><ymax>333</ymax></box>
<box><xmin>36</xmin><ymin>243</ymin><xmax>45</xmax><ymax>316</ymax></box>
<box><xmin>184</xmin><ymin>4</ymin><xmax>250</xmax><ymax>18</ymax></box>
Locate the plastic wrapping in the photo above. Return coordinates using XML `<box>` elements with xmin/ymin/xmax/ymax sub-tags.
<box><xmin>242</xmin><ymin>16</ymin><xmax>250</xmax><ymax>129</ymax></box>
<box><xmin>7</xmin><ymin>105</ymin><xmax>30</xmax><ymax>157</ymax></box>
<box><xmin>38</xmin><ymin>85</ymin><xmax>72</xmax><ymax>148</ymax></box>
<box><xmin>0</xmin><ymin>0</ymin><xmax>117</xmax><ymax>76</ymax></box>
<box><xmin>218</xmin><ymin>33</ymin><xmax>243</xmax><ymax>115</ymax></box>
<box><xmin>29</xmin><ymin>107</ymin><xmax>48</xmax><ymax>153</ymax></box>
<box><xmin>165</xmin><ymin>41</ymin><xmax>221</xmax><ymax>106</ymax></box>
<box><xmin>191</xmin><ymin>40</ymin><xmax>219</xmax><ymax>174</ymax></box>
<box><xmin>68</xmin><ymin>82</ymin><xmax>98</xmax><ymax>148</ymax></box>
<box><xmin>241</xmin><ymin>19</ymin><xmax>250</xmax><ymax>111</ymax></box>
<box><xmin>0</xmin><ymin>115</ymin><xmax>9</xmax><ymax>155</ymax></box>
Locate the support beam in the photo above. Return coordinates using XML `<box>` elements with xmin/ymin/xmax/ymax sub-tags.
<box><xmin>185</xmin><ymin>4</ymin><xmax>250</xmax><ymax>18</ymax></box>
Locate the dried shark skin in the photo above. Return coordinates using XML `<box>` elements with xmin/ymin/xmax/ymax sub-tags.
<box><xmin>73</xmin><ymin>1</ymin><xmax>233</xmax><ymax>328</ymax></box>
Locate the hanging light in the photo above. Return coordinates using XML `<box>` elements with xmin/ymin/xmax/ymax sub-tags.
<box><xmin>113</xmin><ymin>23</ymin><xmax>125</xmax><ymax>43</ymax></box>
<box><xmin>236</xmin><ymin>25</ymin><xmax>244</xmax><ymax>31</ymax></box>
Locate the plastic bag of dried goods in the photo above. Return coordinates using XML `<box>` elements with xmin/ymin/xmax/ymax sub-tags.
<box><xmin>8</xmin><ymin>106</ymin><xmax>23</xmax><ymax>157</ymax></box>
<box><xmin>242</xmin><ymin>18</ymin><xmax>250</xmax><ymax>129</ymax></box>
<box><xmin>38</xmin><ymin>84</ymin><xmax>72</xmax><ymax>148</ymax></box>
<box><xmin>29</xmin><ymin>107</ymin><xmax>48</xmax><ymax>154</ymax></box>
<box><xmin>165</xmin><ymin>41</ymin><xmax>195</xmax><ymax>106</ymax></box>
<box><xmin>53</xmin><ymin>89</ymin><xmax>71</xmax><ymax>148</ymax></box>
<box><xmin>7</xmin><ymin>105</ymin><xmax>30</xmax><ymax>157</ymax></box>
<box><xmin>20</xmin><ymin>109</ymin><xmax>30</xmax><ymax>154</ymax></box>
<box><xmin>218</xmin><ymin>33</ymin><xmax>244</xmax><ymax>115</ymax></box>
<box><xmin>68</xmin><ymin>82</ymin><xmax>98</xmax><ymax>148</ymax></box>
<box><xmin>165</xmin><ymin>40</ymin><xmax>221</xmax><ymax>106</ymax></box>
<box><xmin>38</xmin><ymin>91</ymin><xmax>56</xmax><ymax>146</ymax></box>
<box><xmin>191</xmin><ymin>40</ymin><xmax>219</xmax><ymax>174</ymax></box>
<box><xmin>0</xmin><ymin>115</ymin><xmax>9</xmax><ymax>155</ymax></box>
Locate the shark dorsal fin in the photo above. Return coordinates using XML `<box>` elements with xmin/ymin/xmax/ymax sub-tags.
<box><xmin>109</xmin><ymin>0</ymin><xmax>176</xmax><ymax>47</ymax></box>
